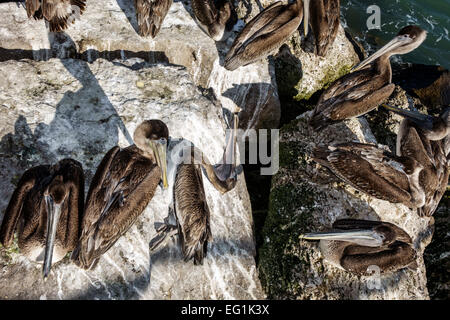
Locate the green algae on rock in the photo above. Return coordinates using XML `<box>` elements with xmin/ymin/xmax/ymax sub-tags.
<box><xmin>258</xmin><ymin>112</ymin><xmax>431</xmax><ymax>299</ymax></box>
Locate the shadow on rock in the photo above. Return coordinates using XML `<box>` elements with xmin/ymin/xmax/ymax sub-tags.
<box><xmin>115</xmin><ymin>0</ymin><xmax>140</xmax><ymax>35</ymax></box>
<box><xmin>0</xmin><ymin>32</ymin><xmax>135</xmax><ymax>217</ymax></box>
<box><xmin>222</xmin><ymin>82</ymin><xmax>280</xmax><ymax>131</ymax></box>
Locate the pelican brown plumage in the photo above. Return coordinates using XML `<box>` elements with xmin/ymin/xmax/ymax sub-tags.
<box><xmin>0</xmin><ymin>159</ymin><xmax>84</xmax><ymax>278</ymax></box>
<box><xmin>71</xmin><ymin>120</ymin><xmax>169</xmax><ymax>269</ymax></box>
<box><xmin>300</xmin><ymin>219</ymin><xmax>417</xmax><ymax>274</ymax></box>
<box><xmin>150</xmin><ymin>112</ymin><xmax>240</xmax><ymax>265</ymax></box>
<box><xmin>309</xmin><ymin>25</ymin><xmax>427</xmax><ymax>130</ymax></box>
<box><xmin>25</xmin><ymin>0</ymin><xmax>86</xmax><ymax>32</ymax></box>
<box><xmin>382</xmin><ymin>103</ymin><xmax>449</xmax><ymax>216</ymax></box>
<box><xmin>191</xmin><ymin>0</ymin><xmax>232</xmax><ymax>41</ymax></box>
<box><xmin>134</xmin><ymin>0</ymin><xmax>173</xmax><ymax>37</ymax></box>
<box><xmin>312</xmin><ymin>142</ymin><xmax>426</xmax><ymax>209</ymax></box>
<box><xmin>224</xmin><ymin>0</ymin><xmax>307</xmax><ymax>71</ymax></box>
<box><xmin>304</xmin><ymin>0</ymin><xmax>341</xmax><ymax>57</ymax></box>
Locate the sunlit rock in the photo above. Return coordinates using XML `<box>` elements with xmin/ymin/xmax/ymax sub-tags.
<box><xmin>0</xmin><ymin>57</ymin><xmax>264</xmax><ymax>299</ymax></box>
<box><xmin>0</xmin><ymin>0</ymin><xmax>281</xmax><ymax>131</ymax></box>
<box><xmin>260</xmin><ymin>111</ymin><xmax>432</xmax><ymax>300</ymax></box>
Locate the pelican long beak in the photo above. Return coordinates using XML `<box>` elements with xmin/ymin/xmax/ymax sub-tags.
<box><xmin>352</xmin><ymin>35</ymin><xmax>413</xmax><ymax>72</ymax></box>
<box><xmin>381</xmin><ymin>104</ymin><xmax>434</xmax><ymax>130</ymax></box>
<box><xmin>300</xmin><ymin>230</ymin><xmax>383</xmax><ymax>247</ymax></box>
<box><xmin>303</xmin><ymin>0</ymin><xmax>310</xmax><ymax>36</ymax></box>
<box><xmin>215</xmin><ymin>112</ymin><xmax>240</xmax><ymax>181</ymax></box>
<box><xmin>43</xmin><ymin>196</ymin><xmax>62</xmax><ymax>279</ymax></box>
<box><xmin>151</xmin><ymin>139</ymin><xmax>168</xmax><ymax>189</ymax></box>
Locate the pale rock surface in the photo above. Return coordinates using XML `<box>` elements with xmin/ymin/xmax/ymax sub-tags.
<box><xmin>0</xmin><ymin>57</ymin><xmax>265</xmax><ymax>299</ymax></box>
<box><xmin>0</xmin><ymin>0</ymin><xmax>281</xmax><ymax>131</ymax></box>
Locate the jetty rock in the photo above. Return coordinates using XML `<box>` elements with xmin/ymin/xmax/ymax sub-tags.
<box><xmin>0</xmin><ymin>0</ymin><xmax>361</xmax><ymax>132</ymax></box>
<box><xmin>259</xmin><ymin>87</ymin><xmax>434</xmax><ymax>300</ymax></box>
<box><xmin>0</xmin><ymin>57</ymin><xmax>264</xmax><ymax>299</ymax></box>
<box><xmin>0</xmin><ymin>0</ymin><xmax>280</xmax><ymax>132</ymax></box>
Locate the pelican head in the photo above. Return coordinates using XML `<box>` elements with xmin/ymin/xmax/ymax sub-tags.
<box><xmin>382</xmin><ymin>104</ymin><xmax>450</xmax><ymax>140</ymax></box>
<box><xmin>134</xmin><ymin>120</ymin><xmax>169</xmax><ymax>189</ymax></box>
<box><xmin>352</xmin><ymin>25</ymin><xmax>427</xmax><ymax>72</ymax></box>
<box><xmin>42</xmin><ymin>175</ymin><xmax>68</xmax><ymax>279</ymax></box>
<box><xmin>300</xmin><ymin>219</ymin><xmax>415</xmax><ymax>274</ymax></box>
<box><xmin>300</xmin><ymin>219</ymin><xmax>412</xmax><ymax>247</ymax></box>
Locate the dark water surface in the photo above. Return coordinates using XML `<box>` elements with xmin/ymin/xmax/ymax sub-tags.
<box><xmin>341</xmin><ymin>0</ymin><xmax>450</xmax><ymax>69</ymax></box>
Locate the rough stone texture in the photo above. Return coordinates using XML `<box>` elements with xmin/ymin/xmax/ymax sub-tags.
<box><xmin>0</xmin><ymin>0</ymin><xmax>280</xmax><ymax>131</ymax></box>
<box><xmin>236</xmin><ymin>0</ymin><xmax>360</xmax><ymax>103</ymax></box>
<box><xmin>285</xmin><ymin>25</ymin><xmax>360</xmax><ymax>101</ymax></box>
<box><xmin>0</xmin><ymin>58</ymin><xmax>265</xmax><ymax>299</ymax></box>
<box><xmin>259</xmin><ymin>100</ymin><xmax>433</xmax><ymax>299</ymax></box>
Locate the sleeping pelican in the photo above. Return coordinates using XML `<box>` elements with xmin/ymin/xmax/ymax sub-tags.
<box><xmin>309</xmin><ymin>25</ymin><xmax>427</xmax><ymax>130</ymax></box>
<box><xmin>0</xmin><ymin>159</ymin><xmax>84</xmax><ymax>278</ymax></box>
<box><xmin>71</xmin><ymin>120</ymin><xmax>169</xmax><ymax>269</ymax></box>
<box><xmin>312</xmin><ymin>142</ymin><xmax>426</xmax><ymax>209</ymax></box>
<box><xmin>25</xmin><ymin>0</ymin><xmax>86</xmax><ymax>32</ymax></box>
<box><xmin>150</xmin><ymin>111</ymin><xmax>240</xmax><ymax>265</ymax></box>
<box><xmin>134</xmin><ymin>0</ymin><xmax>173</xmax><ymax>37</ymax></box>
<box><xmin>224</xmin><ymin>0</ymin><xmax>307</xmax><ymax>71</ymax></box>
<box><xmin>300</xmin><ymin>219</ymin><xmax>417</xmax><ymax>274</ymax></box>
<box><xmin>305</xmin><ymin>0</ymin><xmax>341</xmax><ymax>56</ymax></box>
<box><xmin>382</xmin><ymin>104</ymin><xmax>449</xmax><ymax>216</ymax></box>
<box><xmin>191</xmin><ymin>0</ymin><xmax>232</xmax><ymax>41</ymax></box>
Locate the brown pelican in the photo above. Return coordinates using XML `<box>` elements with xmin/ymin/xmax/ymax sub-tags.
<box><xmin>300</xmin><ymin>219</ymin><xmax>417</xmax><ymax>274</ymax></box>
<box><xmin>305</xmin><ymin>0</ymin><xmax>340</xmax><ymax>57</ymax></box>
<box><xmin>312</xmin><ymin>142</ymin><xmax>426</xmax><ymax>209</ymax></box>
<box><xmin>224</xmin><ymin>0</ymin><xmax>307</xmax><ymax>71</ymax></box>
<box><xmin>134</xmin><ymin>0</ymin><xmax>173</xmax><ymax>37</ymax></box>
<box><xmin>309</xmin><ymin>25</ymin><xmax>427</xmax><ymax>130</ymax></box>
<box><xmin>71</xmin><ymin>120</ymin><xmax>169</xmax><ymax>269</ymax></box>
<box><xmin>382</xmin><ymin>104</ymin><xmax>449</xmax><ymax>216</ymax></box>
<box><xmin>191</xmin><ymin>0</ymin><xmax>232</xmax><ymax>41</ymax></box>
<box><xmin>25</xmin><ymin>0</ymin><xmax>86</xmax><ymax>32</ymax></box>
<box><xmin>0</xmin><ymin>159</ymin><xmax>84</xmax><ymax>278</ymax></box>
<box><xmin>149</xmin><ymin>112</ymin><xmax>240</xmax><ymax>264</ymax></box>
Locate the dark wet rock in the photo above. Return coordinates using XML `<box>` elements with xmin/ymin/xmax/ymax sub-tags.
<box><xmin>393</xmin><ymin>64</ymin><xmax>450</xmax><ymax>109</ymax></box>
<box><xmin>259</xmin><ymin>113</ymin><xmax>431</xmax><ymax>300</ymax></box>
<box><xmin>424</xmin><ymin>194</ymin><xmax>450</xmax><ymax>300</ymax></box>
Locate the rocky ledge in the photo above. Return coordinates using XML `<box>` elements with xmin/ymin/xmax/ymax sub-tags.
<box><xmin>0</xmin><ymin>0</ymin><xmax>383</xmax><ymax>300</ymax></box>
<box><xmin>0</xmin><ymin>57</ymin><xmax>264</xmax><ymax>299</ymax></box>
<box><xmin>259</xmin><ymin>84</ymin><xmax>439</xmax><ymax>299</ymax></box>
<box><xmin>259</xmin><ymin>75</ymin><xmax>449</xmax><ymax>299</ymax></box>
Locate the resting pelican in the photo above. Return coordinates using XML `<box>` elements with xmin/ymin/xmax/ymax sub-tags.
<box><xmin>300</xmin><ymin>219</ymin><xmax>417</xmax><ymax>274</ymax></box>
<box><xmin>313</xmin><ymin>142</ymin><xmax>426</xmax><ymax>209</ymax></box>
<box><xmin>134</xmin><ymin>0</ymin><xmax>173</xmax><ymax>37</ymax></box>
<box><xmin>191</xmin><ymin>0</ymin><xmax>232</xmax><ymax>41</ymax></box>
<box><xmin>150</xmin><ymin>112</ymin><xmax>240</xmax><ymax>265</ymax></box>
<box><xmin>224</xmin><ymin>0</ymin><xmax>307</xmax><ymax>71</ymax></box>
<box><xmin>309</xmin><ymin>25</ymin><xmax>427</xmax><ymax>130</ymax></box>
<box><xmin>25</xmin><ymin>0</ymin><xmax>86</xmax><ymax>32</ymax></box>
<box><xmin>382</xmin><ymin>104</ymin><xmax>449</xmax><ymax>216</ymax></box>
<box><xmin>71</xmin><ymin>120</ymin><xmax>169</xmax><ymax>269</ymax></box>
<box><xmin>305</xmin><ymin>0</ymin><xmax>340</xmax><ymax>56</ymax></box>
<box><xmin>0</xmin><ymin>159</ymin><xmax>84</xmax><ymax>278</ymax></box>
